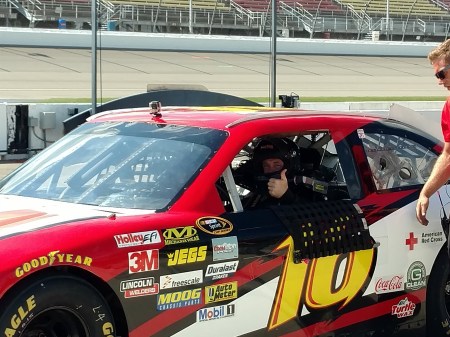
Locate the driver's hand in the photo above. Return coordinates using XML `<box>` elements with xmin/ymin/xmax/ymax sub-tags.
<box><xmin>268</xmin><ymin>169</ymin><xmax>288</xmax><ymax>198</ymax></box>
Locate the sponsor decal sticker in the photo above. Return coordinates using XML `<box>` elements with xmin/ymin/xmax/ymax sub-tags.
<box><xmin>374</xmin><ymin>275</ymin><xmax>404</xmax><ymax>294</ymax></box>
<box><xmin>196</xmin><ymin>216</ymin><xmax>233</xmax><ymax>236</ymax></box>
<box><xmin>114</xmin><ymin>230</ymin><xmax>161</xmax><ymax>248</ymax></box>
<box><xmin>197</xmin><ymin>304</ymin><xmax>235</xmax><ymax>322</ymax></box>
<box><xmin>167</xmin><ymin>246</ymin><xmax>207</xmax><ymax>266</ymax></box>
<box><xmin>16</xmin><ymin>251</ymin><xmax>93</xmax><ymax>278</ymax></box>
<box><xmin>205</xmin><ymin>281</ymin><xmax>238</xmax><ymax>304</ymax></box>
<box><xmin>163</xmin><ymin>226</ymin><xmax>200</xmax><ymax>245</ymax></box>
<box><xmin>128</xmin><ymin>249</ymin><xmax>159</xmax><ymax>274</ymax></box>
<box><xmin>357</xmin><ymin>129</ymin><xmax>365</xmax><ymax>139</ymax></box>
<box><xmin>405</xmin><ymin>261</ymin><xmax>426</xmax><ymax>290</ymax></box>
<box><xmin>160</xmin><ymin>270</ymin><xmax>203</xmax><ymax>290</ymax></box>
<box><xmin>391</xmin><ymin>297</ymin><xmax>416</xmax><ymax>318</ymax></box>
<box><xmin>120</xmin><ymin>277</ymin><xmax>159</xmax><ymax>298</ymax></box>
<box><xmin>212</xmin><ymin>236</ymin><xmax>238</xmax><ymax>261</ymax></box>
<box><xmin>205</xmin><ymin>260</ymin><xmax>239</xmax><ymax>280</ymax></box>
<box><xmin>421</xmin><ymin>231</ymin><xmax>443</xmax><ymax>244</ymax></box>
<box><xmin>405</xmin><ymin>232</ymin><xmax>418</xmax><ymax>250</ymax></box>
<box><xmin>157</xmin><ymin>288</ymin><xmax>202</xmax><ymax>311</ymax></box>
<box><xmin>4</xmin><ymin>295</ymin><xmax>36</xmax><ymax>337</ymax></box>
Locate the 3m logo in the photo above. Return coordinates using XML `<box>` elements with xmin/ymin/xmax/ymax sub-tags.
<box><xmin>167</xmin><ymin>246</ymin><xmax>207</xmax><ymax>266</ymax></box>
<box><xmin>163</xmin><ymin>226</ymin><xmax>199</xmax><ymax>245</ymax></box>
<box><xmin>157</xmin><ymin>288</ymin><xmax>202</xmax><ymax>310</ymax></box>
<box><xmin>128</xmin><ymin>249</ymin><xmax>159</xmax><ymax>274</ymax></box>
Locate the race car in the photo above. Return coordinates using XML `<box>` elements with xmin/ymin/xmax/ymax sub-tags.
<box><xmin>0</xmin><ymin>102</ymin><xmax>448</xmax><ymax>337</ymax></box>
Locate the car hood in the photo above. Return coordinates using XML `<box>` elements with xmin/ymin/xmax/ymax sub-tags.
<box><xmin>0</xmin><ymin>195</ymin><xmax>154</xmax><ymax>239</ymax></box>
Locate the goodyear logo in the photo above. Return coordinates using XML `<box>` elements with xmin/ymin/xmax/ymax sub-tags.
<box><xmin>205</xmin><ymin>281</ymin><xmax>238</xmax><ymax>304</ymax></box>
<box><xmin>196</xmin><ymin>217</ymin><xmax>233</xmax><ymax>236</ymax></box>
<box><xmin>157</xmin><ymin>288</ymin><xmax>202</xmax><ymax>310</ymax></box>
<box><xmin>167</xmin><ymin>246</ymin><xmax>207</xmax><ymax>266</ymax></box>
<box><xmin>163</xmin><ymin>226</ymin><xmax>199</xmax><ymax>245</ymax></box>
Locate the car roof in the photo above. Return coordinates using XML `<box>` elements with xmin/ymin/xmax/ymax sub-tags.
<box><xmin>87</xmin><ymin>105</ymin><xmax>386</xmax><ymax>130</ymax></box>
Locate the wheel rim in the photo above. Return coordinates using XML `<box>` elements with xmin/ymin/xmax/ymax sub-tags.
<box><xmin>21</xmin><ymin>308</ymin><xmax>88</xmax><ymax>337</ymax></box>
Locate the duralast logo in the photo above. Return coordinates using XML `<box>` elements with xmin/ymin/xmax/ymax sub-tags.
<box><xmin>16</xmin><ymin>251</ymin><xmax>93</xmax><ymax>278</ymax></box>
<box><xmin>120</xmin><ymin>277</ymin><xmax>159</xmax><ymax>298</ymax></box>
<box><xmin>196</xmin><ymin>217</ymin><xmax>233</xmax><ymax>236</ymax></box>
<box><xmin>163</xmin><ymin>226</ymin><xmax>199</xmax><ymax>245</ymax></box>
<box><xmin>167</xmin><ymin>246</ymin><xmax>207</xmax><ymax>266</ymax></box>
<box><xmin>205</xmin><ymin>281</ymin><xmax>237</xmax><ymax>304</ymax></box>
<box><xmin>114</xmin><ymin>230</ymin><xmax>161</xmax><ymax>248</ymax></box>
<box><xmin>205</xmin><ymin>261</ymin><xmax>239</xmax><ymax>280</ymax></box>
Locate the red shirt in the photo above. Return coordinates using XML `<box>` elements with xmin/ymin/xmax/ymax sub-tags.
<box><xmin>442</xmin><ymin>98</ymin><xmax>450</xmax><ymax>142</ymax></box>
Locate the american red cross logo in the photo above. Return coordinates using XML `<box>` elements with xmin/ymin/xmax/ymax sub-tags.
<box><xmin>405</xmin><ymin>232</ymin><xmax>418</xmax><ymax>250</ymax></box>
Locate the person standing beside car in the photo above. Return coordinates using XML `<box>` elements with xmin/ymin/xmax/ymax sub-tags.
<box><xmin>416</xmin><ymin>39</ymin><xmax>450</xmax><ymax>226</ymax></box>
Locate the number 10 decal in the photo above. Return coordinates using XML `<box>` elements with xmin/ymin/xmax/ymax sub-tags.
<box><xmin>269</xmin><ymin>237</ymin><xmax>376</xmax><ymax>329</ymax></box>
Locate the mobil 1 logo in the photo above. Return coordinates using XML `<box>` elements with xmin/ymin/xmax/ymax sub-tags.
<box><xmin>197</xmin><ymin>304</ymin><xmax>235</xmax><ymax>322</ymax></box>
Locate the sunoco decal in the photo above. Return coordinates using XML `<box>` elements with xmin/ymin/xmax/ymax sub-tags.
<box><xmin>196</xmin><ymin>216</ymin><xmax>233</xmax><ymax>236</ymax></box>
<box><xmin>405</xmin><ymin>261</ymin><xmax>426</xmax><ymax>290</ymax></box>
<box><xmin>197</xmin><ymin>304</ymin><xmax>235</xmax><ymax>322</ymax></box>
<box><xmin>114</xmin><ymin>230</ymin><xmax>161</xmax><ymax>248</ymax></box>
<box><xmin>120</xmin><ymin>277</ymin><xmax>159</xmax><ymax>298</ymax></box>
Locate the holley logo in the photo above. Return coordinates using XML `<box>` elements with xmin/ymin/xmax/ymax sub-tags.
<box><xmin>392</xmin><ymin>297</ymin><xmax>416</xmax><ymax>318</ymax></box>
<box><xmin>374</xmin><ymin>275</ymin><xmax>404</xmax><ymax>294</ymax></box>
<box><xmin>115</xmin><ymin>231</ymin><xmax>161</xmax><ymax>248</ymax></box>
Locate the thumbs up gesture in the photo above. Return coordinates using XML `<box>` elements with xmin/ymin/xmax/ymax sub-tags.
<box><xmin>268</xmin><ymin>169</ymin><xmax>288</xmax><ymax>198</ymax></box>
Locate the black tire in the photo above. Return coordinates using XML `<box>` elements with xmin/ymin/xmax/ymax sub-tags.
<box><xmin>427</xmin><ymin>248</ymin><xmax>450</xmax><ymax>336</ymax></box>
<box><xmin>0</xmin><ymin>275</ymin><xmax>116</xmax><ymax>337</ymax></box>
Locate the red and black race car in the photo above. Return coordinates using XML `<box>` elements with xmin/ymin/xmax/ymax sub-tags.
<box><xmin>0</xmin><ymin>103</ymin><xmax>448</xmax><ymax>337</ymax></box>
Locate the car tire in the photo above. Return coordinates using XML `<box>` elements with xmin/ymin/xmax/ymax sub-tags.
<box><xmin>427</xmin><ymin>248</ymin><xmax>450</xmax><ymax>336</ymax></box>
<box><xmin>0</xmin><ymin>275</ymin><xmax>116</xmax><ymax>337</ymax></box>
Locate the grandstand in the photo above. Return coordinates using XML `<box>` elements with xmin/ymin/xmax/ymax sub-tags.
<box><xmin>0</xmin><ymin>0</ymin><xmax>449</xmax><ymax>40</ymax></box>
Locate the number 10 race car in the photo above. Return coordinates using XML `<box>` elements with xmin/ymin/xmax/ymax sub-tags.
<box><xmin>0</xmin><ymin>103</ymin><xmax>448</xmax><ymax>337</ymax></box>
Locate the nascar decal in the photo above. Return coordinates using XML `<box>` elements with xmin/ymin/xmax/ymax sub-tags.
<box><xmin>115</xmin><ymin>230</ymin><xmax>161</xmax><ymax>248</ymax></box>
<box><xmin>16</xmin><ymin>251</ymin><xmax>93</xmax><ymax>278</ymax></box>
<box><xmin>163</xmin><ymin>226</ymin><xmax>200</xmax><ymax>245</ymax></box>
<box><xmin>128</xmin><ymin>249</ymin><xmax>159</xmax><ymax>274</ymax></box>
<box><xmin>120</xmin><ymin>277</ymin><xmax>159</xmax><ymax>298</ymax></box>
<box><xmin>269</xmin><ymin>237</ymin><xmax>375</xmax><ymax>329</ymax></box>
<box><xmin>5</xmin><ymin>295</ymin><xmax>36</xmax><ymax>337</ymax></box>
<box><xmin>157</xmin><ymin>288</ymin><xmax>202</xmax><ymax>311</ymax></box>
<box><xmin>160</xmin><ymin>270</ymin><xmax>203</xmax><ymax>290</ymax></box>
<box><xmin>197</xmin><ymin>304</ymin><xmax>235</xmax><ymax>322</ymax></box>
<box><xmin>167</xmin><ymin>246</ymin><xmax>207</xmax><ymax>266</ymax></box>
<box><xmin>205</xmin><ymin>281</ymin><xmax>238</xmax><ymax>304</ymax></box>
<box><xmin>196</xmin><ymin>216</ymin><xmax>233</xmax><ymax>235</ymax></box>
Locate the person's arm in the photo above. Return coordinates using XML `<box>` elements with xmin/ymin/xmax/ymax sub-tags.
<box><xmin>416</xmin><ymin>141</ymin><xmax>450</xmax><ymax>225</ymax></box>
<box><xmin>268</xmin><ymin>169</ymin><xmax>288</xmax><ymax>198</ymax></box>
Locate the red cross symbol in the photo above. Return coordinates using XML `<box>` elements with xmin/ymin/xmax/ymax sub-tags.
<box><xmin>405</xmin><ymin>232</ymin><xmax>418</xmax><ymax>250</ymax></box>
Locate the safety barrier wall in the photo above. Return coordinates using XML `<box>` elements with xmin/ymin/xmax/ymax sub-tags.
<box><xmin>0</xmin><ymin>27</ymin><xmax>439</xmax><ymax>56</ymax></box>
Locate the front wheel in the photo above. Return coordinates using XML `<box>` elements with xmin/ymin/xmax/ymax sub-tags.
<box><xmin>427</xmin><ymin>248</ymin><xmax>450</xmax><ymax>336</ymax></box>
<box><xmin>0</xmin><ymin>275</ymin><xmax>116</xmax><ymax>337</ymax></box>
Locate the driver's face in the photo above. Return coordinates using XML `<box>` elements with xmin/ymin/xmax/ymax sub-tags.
<box><xmin>262</xmin><ymin>158</ymin><xmax>284</xmax><ymax>174</ymax></box>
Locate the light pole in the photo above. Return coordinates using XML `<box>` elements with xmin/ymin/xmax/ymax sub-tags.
<box><xmin>91</xmin><ymin>0</ymin><xmax>97</xmax><ymax>115</ymax></box>
<box><xmin>386</xmin><ymin>0</ymin><xmax>389</xmax><ymax>40</ymax></box>
<box><xmin>270</xmin><ymin>0</ymin><xmax>276</xmax><ymax>107</ymax></box>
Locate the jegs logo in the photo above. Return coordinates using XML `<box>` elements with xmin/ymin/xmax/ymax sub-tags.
<box><xmin>167</xmin><ymin>246</ymin><xmax>207</xmax><ymax>266</ymax></box>
<box><xmin>196</xmin><ymin>217</ymin><xmax>233</xmax><ymax>235</ymax></box>
<box><xmin>128</xmin><ymin>249</ymin><xmax>159</xmax><ymax>274</ymax></box>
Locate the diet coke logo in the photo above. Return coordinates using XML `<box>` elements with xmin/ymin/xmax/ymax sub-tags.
<box><xmin>374</xmin><ymin>275</ymin><xmax>404</xmax><ymax>294</ymax></box>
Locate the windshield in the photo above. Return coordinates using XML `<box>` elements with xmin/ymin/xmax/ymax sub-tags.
<box><xmin>0</xmin><ymin>121</ymin><xmax>227</xmax><ymax>210</ymax></box>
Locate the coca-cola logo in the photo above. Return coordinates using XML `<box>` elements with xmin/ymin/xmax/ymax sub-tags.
<box><xmin>374</xmin><ymin>275</ymin><xmax>404</xmax><ymax>294</ymax></box>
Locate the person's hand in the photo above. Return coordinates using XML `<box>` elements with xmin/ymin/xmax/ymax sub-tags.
<box><xmin>416</xmin><ymin>194</ymin><xmax>429</xmax><ymax>226</ymax></box>
<box><xmin>268</xmin><ymin>169</ymin><xmax>288</xmax><ymax>198</ymax></box>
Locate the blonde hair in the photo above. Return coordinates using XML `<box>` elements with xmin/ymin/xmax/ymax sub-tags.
<box><xmin>428</xmin><ymin>39</ymin><xmax>450</xmax><ymax>64</ymax></box>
